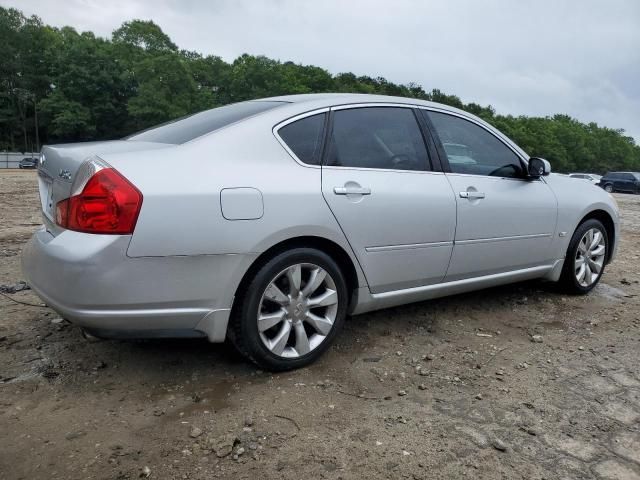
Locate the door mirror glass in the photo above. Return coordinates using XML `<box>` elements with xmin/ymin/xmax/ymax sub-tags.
<box><xmin>528</xmin><ymin>157</ymin><xmax>551</xmax><ymax>178</ymax></box>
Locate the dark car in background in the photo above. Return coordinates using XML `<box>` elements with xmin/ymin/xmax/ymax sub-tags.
<box><xmin>599</xmin><ymin>172</ymin><xmax>640</xmax><ymax>194</ymax></box>
<box><xmin>18</xmin><ymin>157</ymin><xmax>38</xmax><ymax>169</ymax></box>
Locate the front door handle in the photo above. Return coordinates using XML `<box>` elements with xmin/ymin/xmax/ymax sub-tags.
<box><xmin>459</xmin><ymin>191</ymin><xmax>485</xmax><ymax>199</ymax></box>
<box><xmin>334</xmin><ymin>186</ymin><xmax>371</xmax><ymax>195</ymax></box>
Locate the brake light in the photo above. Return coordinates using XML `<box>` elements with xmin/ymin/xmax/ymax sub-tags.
<box><xmin>56</xmin><ymin>165</ymin><xmax>142</xmax><ymax>234</ymax></box>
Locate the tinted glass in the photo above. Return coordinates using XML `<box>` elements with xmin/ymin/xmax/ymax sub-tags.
<box><xmin>278</xmin><ymin>113</ymin><xmax>326</xmax><ymax>165</ymax></box>
<box><xmin>427</xmin><ymin>111</ymin><xmax>523</xmax><ymax>178</ymax></box>
<box><xmin>127</xmin><ymin>101</ymin><xmax>285</xmax><ymax>144</ymax></box>
<box><xmin>327</xmin><ymin>107</ymin><xmax>428</xmax><ymax>171</ymax></box>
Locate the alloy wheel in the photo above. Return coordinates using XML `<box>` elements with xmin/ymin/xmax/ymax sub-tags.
<box><xmin>574</xmin><ymin>228</ymin><xmax>606</xmax><ymax>287</ymax></box>
<box><xmin>257</xmin><ymin>263</ymin><xmax>339</xmax><ymax>358</ymax></box>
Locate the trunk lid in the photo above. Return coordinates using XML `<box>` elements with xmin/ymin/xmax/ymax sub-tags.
<box><xmin>37</xmin><ymin>140</ymin><xmax>171</xmax><ymax>233</ymax></box>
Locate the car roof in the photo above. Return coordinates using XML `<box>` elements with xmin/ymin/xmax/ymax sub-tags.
<box><xmin>258</xmin><ymin>93</ymin><xmax>467</xmax><ymax>115</ymax></box>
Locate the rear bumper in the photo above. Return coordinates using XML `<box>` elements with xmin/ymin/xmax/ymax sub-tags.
<box><xmin>22</xmin><ymin>228</ymin><xmax>256</xmax><ymax>342</ymax></box>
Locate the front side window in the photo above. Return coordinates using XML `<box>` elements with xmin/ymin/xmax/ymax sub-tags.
<box><xmin>277</xmin><ymin>113</ymin><xmax>326</xmax><ymax>165</ymax></box>
<box><xmin>427</xmin><ymin>111</ymin><xmax>524</xmax><ymax>178</ymax></box>
<box><xmin>326</xmin><ymin>107</ymin><xmax>429</xmax><ymax>171</ymax></box>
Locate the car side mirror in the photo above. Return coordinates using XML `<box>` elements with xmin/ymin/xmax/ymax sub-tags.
<box><xmin>527</xmin><ymin>157</ymin><xmax>551</xmax><ymax>178</ymax></box>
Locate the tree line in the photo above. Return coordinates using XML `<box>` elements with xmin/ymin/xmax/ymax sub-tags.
<box><xmin>1</xmin><ymin>6</ymin><xmax>639</xmax><ymax>174</ymax></box>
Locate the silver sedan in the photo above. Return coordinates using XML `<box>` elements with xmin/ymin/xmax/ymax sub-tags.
<box><xmin>22</xmin><ymin>94</ymin><xmax>620</xmax><ymax>370</ymax></box>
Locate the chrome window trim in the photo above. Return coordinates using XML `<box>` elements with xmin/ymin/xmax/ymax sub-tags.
<box><xmin>323</xmin><ymin>165</ymin><xmax>444</xmax><ymax>175</ymax></box>
<box><xmin>272</xmin><ymin>107</ymin><xmax>330</xmax><ymax>169</ymax></box>
<box><xmin>444</xmin><ymin>171</ymin><xmax>543</xmax><ymax>183</ymax></box>
<box><xmin>273</xmin><ymin>102</ymin><xmax>530</xmax><ymax>175</ymax></box>
<box><xmin>330</xmin><ymin>102</ymin><xmax>420</xmax><ymax>111</ymax></box>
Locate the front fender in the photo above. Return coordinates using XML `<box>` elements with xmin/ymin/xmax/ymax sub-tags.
<box><xmin>544</xmin><ymin>174</ymin><xmax>620</xmax><ymax>262</ymax></box>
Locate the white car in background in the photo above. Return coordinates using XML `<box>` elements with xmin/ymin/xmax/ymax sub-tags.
<box><xmin>569</xmin><ymin>173</ymin><xmax>602</xmax><ymax>184</ymax></box>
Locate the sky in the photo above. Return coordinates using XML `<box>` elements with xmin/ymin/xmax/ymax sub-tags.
<box><xmin>5</xmin><ymin>0</ymin><xmax>640</xmax><ymax>142</ymax></box>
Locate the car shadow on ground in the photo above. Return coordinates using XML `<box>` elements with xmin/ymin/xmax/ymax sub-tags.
<box><xmin>44</xmin><ymin>278</ymin><xmax>560</xmax><ymax>380</ymax></box>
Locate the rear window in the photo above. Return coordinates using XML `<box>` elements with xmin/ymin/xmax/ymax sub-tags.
<box><xmin>127</xmin><ymin>101</ymin><xmax>285</xmax><ymax>144</ymax></box>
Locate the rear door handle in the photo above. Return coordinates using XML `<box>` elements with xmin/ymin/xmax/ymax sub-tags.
<box><xmin>334</xmin><ymin>186</ymin><xmax>371</xmax><ymax>195</ymax></box>
<box><xmin>459</xmin><ymin>191</ymin><xmax>485</xmax><ymax>199</ymax></box>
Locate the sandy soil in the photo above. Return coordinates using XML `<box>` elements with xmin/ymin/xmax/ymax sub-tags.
<box><xmin>1</xmin><ymin>169</ymin><xmax>639</xmax><ymax>480</ymax></box>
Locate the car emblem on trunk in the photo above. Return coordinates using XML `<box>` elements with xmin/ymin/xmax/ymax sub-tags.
<box><xmin>58</xmin><ymin>169</ymin><xmax>72</xmax><ymax>180</ymax></box>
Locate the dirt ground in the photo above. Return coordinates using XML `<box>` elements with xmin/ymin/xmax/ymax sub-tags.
<box><xmin>1</xmin><ymin>169</ymin><xmax>639</xmax><ymax>480</ymax></box>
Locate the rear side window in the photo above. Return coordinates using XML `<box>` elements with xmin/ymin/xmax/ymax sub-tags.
<box><xmin>427</xmin><ymin>111</ymin><xmax>524</xmax><ymax>178</ymax></box>
<box><xmin>277</xmin><ymin>113</ymin><xmax>327</xmax><ymax>165</ymax></box>
<box><xmin>326</xmin><ymin>107</ymin><xmax>429</xmax><ymax>171</ymax></box>
<box><xmin>127</xmin><ymin>101</ymin><xmax>285</xmax><ymax>144</ymax></box>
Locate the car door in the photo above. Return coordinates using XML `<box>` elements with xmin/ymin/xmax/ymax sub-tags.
<box><xmin>612</xmin><ymin>173</ymin><xmax>623</xmax><ymax>191</ymax></box>
<box><xmin>621</xmin><ymin>173</ymin><xmax>635</xmax><ymax>192</ymax></box>
<box><xmin>424</xmin><ymin>109</ymin><xmax>558</xmax><ymax>281</ymax></box>
<box><xmin>321</xmin><ymin>105</ymin><xmax>457</xmax><ymax>293</ymax></box>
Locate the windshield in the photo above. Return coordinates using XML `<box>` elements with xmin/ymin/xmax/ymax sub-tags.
<box><xmin>127</xmin><ymin>101</ymin><xmax>286</xmax><ymax>144</ymax></box>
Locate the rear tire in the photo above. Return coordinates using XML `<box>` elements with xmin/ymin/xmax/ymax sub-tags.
<box><xmin>229</xmin><ymin>248</ymin><xmax>348</xmax><ymax>371</ymax></box>
<box><xmin>603</xmin><ymin>184</ymin><xmax>613</xmax><ymax>193</ymax></box>
<box><xmin>558</xmin><ymin>219</ymin><xmax>608</xmax><ymax>294</ymax></box>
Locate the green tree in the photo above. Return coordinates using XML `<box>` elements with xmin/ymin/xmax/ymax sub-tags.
<box><xmin>112</xmin><ymin>20</ymin><xmax>177</xmax><ymax>52</ymax></box>
<box><xmin>1</xmin><ymin>5</ymin><xmax>638</xmax><ymax>174</ymax></box>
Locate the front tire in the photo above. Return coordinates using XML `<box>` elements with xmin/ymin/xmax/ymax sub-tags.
<box><xmin>229</xmin><ymin>248</ymin><xmax>348</xmax><ymax>371</ymax></box>
<box><xmin>558</xmin><ymin>219</ymin><xmax>608</xmax><ymax>294</ymax></box>
<box><xmin>603</xmin><ymin>184</ymin><xmax>613</xmax><ymax>193</ymax></box>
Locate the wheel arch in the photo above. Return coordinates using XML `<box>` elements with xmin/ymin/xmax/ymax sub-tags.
<box><xmin>577</xmin><ymin>209</ymin><xmax>616</xmax><ymax>263</ymax></box>
<box><xmin>232</xmin><ymin>236</ymin><xmax>363</xmax><ymax>317</ymax></box>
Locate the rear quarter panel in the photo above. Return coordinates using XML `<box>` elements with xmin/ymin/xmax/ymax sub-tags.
<box><xmin>102</xmin><ymin>111</ymin><xmax>363</xmax><ymax>279</ymax></box>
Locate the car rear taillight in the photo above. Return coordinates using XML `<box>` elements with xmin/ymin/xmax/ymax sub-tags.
<box><xmin>56</xmin><ymin>159</ymin><xmax>142</xmax><ymax>234</ymax></box>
